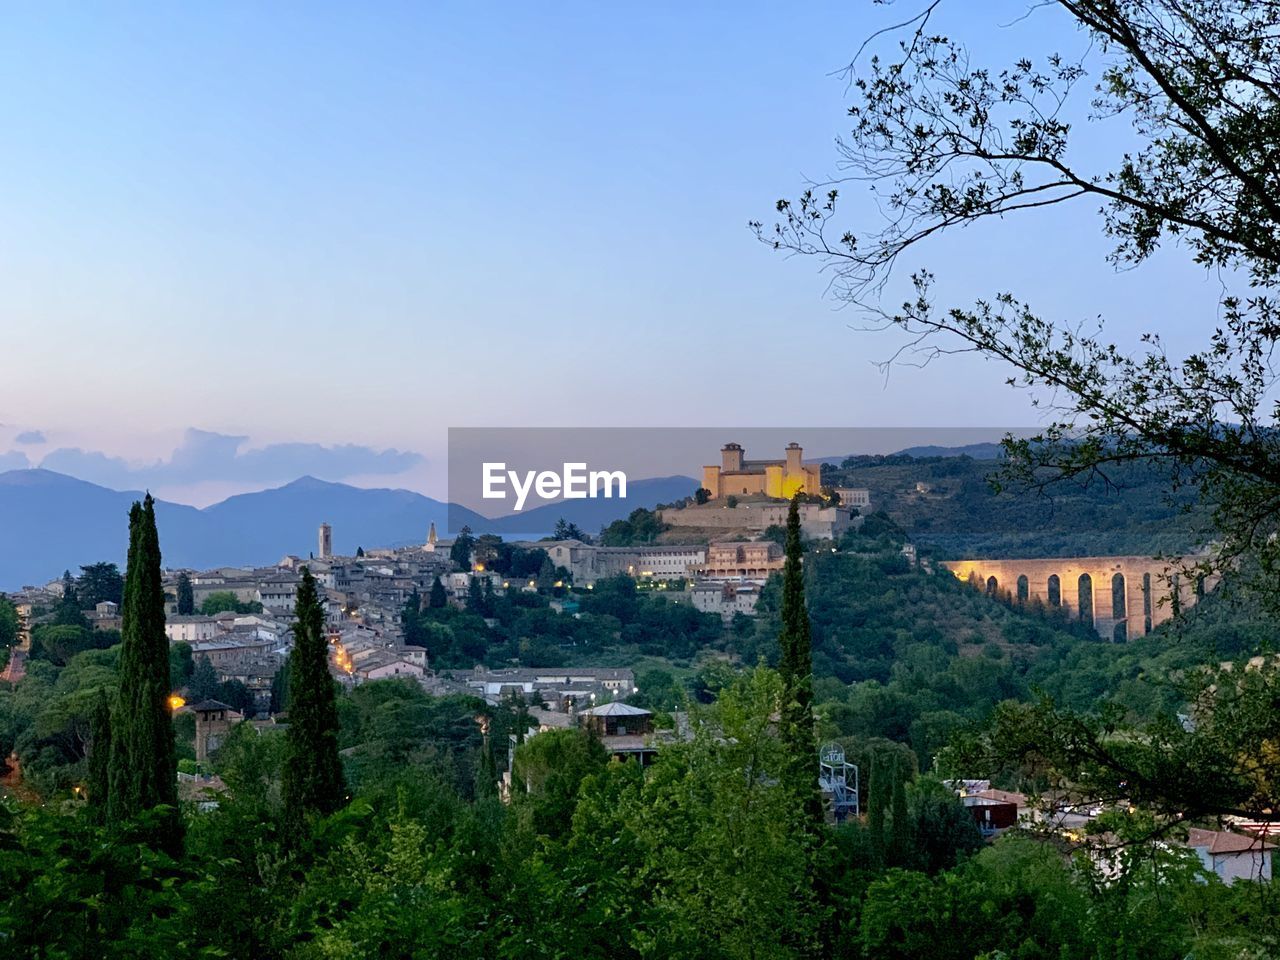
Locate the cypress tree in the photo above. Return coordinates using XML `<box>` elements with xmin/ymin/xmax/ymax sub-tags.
<box><xmin>107</xmin><ymin>496</ymin><xmax>181</xmax><ymax>852</ymax></box>
<box><xmin>889</xmin><ymin>754</ymin><xmax>913</xmax><ymax>867</ymax></box>
<box><xmin>401</xmin><ymin>588</ymin><xmax>422</xmax><ymax>646</ymax></box>
<box><xmin>867</xmin><ymin>750</ymin><xmax>889</xmax><ymax>866</ymax></box>
<box><xmin>428</xmin><ymin>575</ymin><xmax>447</xmax><ymax>610</ymax></box>
<box><xmin>777</xmin><ymin>495</ymin><xmax>822</xmax><ymax>823</ymax></box>
<box><xmin>86</xmin><ymin>690</ymin><xmax>111</xmax><ymax>822</ymax></box>
<box><xmin>176</xmin><ymin>572</ymin><xmax>194</xmax><ymax>615</ymax></box>
<box><xmin>190</xmin><ymin>655</ymin><xmax>219</xmax><ymax>700</ymax></box>
<box><xmin>282</xmin><ymin>566</ymin><xmax>346</xmax><ymax>823</ymax></box>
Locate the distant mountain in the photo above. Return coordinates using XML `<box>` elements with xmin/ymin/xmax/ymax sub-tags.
<box><xmin>0</xmin><ymin>469</ymin><xmax>698</xmax><ymax>591</ymax></box>
<box><xmin>482</xmin><ymin>475</ymin><xmax>698</xmax><ymax>537</ymax></box>
<box><xmin>892</xmin><ymin>442</ymin><xmax>1007</xmax><ymax>460</ymax></box>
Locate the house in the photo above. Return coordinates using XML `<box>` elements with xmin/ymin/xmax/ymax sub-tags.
<box><xmin>577</xmin><ymin>702</ymin><xmax>660</xmax><ymax>765</ymax></box>
<box><xmin>463</xmin><ymin>666</ymin><xmax>636</xmax><ymax>707</ymax></box>
<box><xmin>166</xmin><ymin>615</ymin><xmax>221</xmax><ymax>645</ymax></box>
<box><xmin>1186</xmin><ymin>828</ymin><xmax>1274</xmax><ymax>883</ymax></box>
<box><xmin>690</xmin><ymin>581</ymin><xmax>761</xmax><ymax>622</ymax></box>
<box><xmin>87</xmin><ymin>600</ymin><xmax>122</xmax><ymax>632</ymax></box>
<box><xmin>353</xmin><ymin>652</ymin><xmax>426</xmax><ymax>682</ymax></box>
<box><xmin>962</xmin><ymin>795</ymin><xmax>1019</xmax><ymax>838</ymax></box>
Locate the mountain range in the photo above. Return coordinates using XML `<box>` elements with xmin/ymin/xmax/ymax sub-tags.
<box><xmin>0</xmin><ymin>469</ymin><xmax>697</xmax><ymax>591</ymax></box>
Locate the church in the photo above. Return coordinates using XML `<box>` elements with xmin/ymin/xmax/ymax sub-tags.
<box><xmin>701</xmin><ymin>442</ymin><xmax>822</xmax><ymax>501</ymax></box>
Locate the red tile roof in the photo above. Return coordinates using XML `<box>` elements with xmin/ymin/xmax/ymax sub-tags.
<box><xmin>1187</xmin><ymin>828</ymin><xmax>1276</xmax><ymax>855</ymax></box>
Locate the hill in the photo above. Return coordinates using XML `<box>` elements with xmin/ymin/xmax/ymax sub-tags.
<box><xmin>826</xmin><ymin>455</ymin><xmax>1206</xmax><ymax>558</ymax></box>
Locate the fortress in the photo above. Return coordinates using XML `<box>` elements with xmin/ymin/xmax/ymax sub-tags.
<box><xmin>941</xmin><ymin>554</ymin><xmax>1211</xmax><ymax>641</ymax></box>
<box><xmin>702</xmin><ymin>442</ymin><xmax>822</xmax><ymax>501</ymax></box>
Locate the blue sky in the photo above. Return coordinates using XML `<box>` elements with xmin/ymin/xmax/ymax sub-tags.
<box><xmin>0</xmin><ymin>2</ymin><xmax>1224</xmax><ymax>503</ymax></box>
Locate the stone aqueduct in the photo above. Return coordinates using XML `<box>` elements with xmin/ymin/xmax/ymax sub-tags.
<box><xmin>940</xmin><ymin>555</ymin><xmax>1209</xmax><ymax>641</ymax></box>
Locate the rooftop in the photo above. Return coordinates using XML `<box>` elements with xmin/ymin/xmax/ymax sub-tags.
<box><xmin>580</xmin><ymin>701</ymin><xmax>651</xmax><ymax>717</ymax></box>
<box><xmin>1187</xmin><ymin>828</ymin><xmax>1276</xmax><ymax>855</ymax></box>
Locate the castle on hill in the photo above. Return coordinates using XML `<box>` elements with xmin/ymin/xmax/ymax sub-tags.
<box><xmin>701</xmin><ymin>442</ymin><xmax>822</xmax><ymax>501</ymax></box>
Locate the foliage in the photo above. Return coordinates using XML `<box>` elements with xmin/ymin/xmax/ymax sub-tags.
<box><xmin>77</xmin><ymin>561</ymin><xmax>124</xmax><ymax>608</ymax></box>
<box><xmin>107</xmin><ymin>496</ymin><xmax>180</xmax><ymax>854</ymax></box>
<box><xmin>175</xmin><ymin>572</ymin><xmax>194</xmax><ymax>615</ymax></box>
<box><xmin>199</xmin><ymin>591</ymin><xmax>263</xmax><ymax>615</ymax></box>
<box><xmin>599</xmin><ymin>507</ymin><xmax>668</xmax><ymax>546</ymax></box>
<box><xmin>777</xmin><ymin>496</ymin><xmax>822</xmax><ymax>824</ymax></box>
<box><xmin>281</xmin><ymin>567</ymin><xmax>345</xmax><ymax>823</ymax></box>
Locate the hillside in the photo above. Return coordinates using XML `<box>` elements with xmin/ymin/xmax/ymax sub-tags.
<box><xmin>825</xmin><ymin>455</ymin><xmax>1206</xmax><ymax>558</ymax></box>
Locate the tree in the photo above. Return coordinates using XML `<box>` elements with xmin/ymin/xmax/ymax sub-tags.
<box><xmin>86</xmin><ymin>691</ymin><xmax>111</xmax><ymax>822</ymax></box>
<box><xmin>52</xmin><ymin>571</ymin><xmax>88</xmax><ymax>629</ymax></box>
<box><xmin>107</xmin><ymin>496</ymin><xmax>181</xmax><ymax>853</ymax></box>
<box><xmin>694</xmin><ymin>486</ymin><xmax>711</xmax><ymax>505</ymax></box>
<box><xmin>451</xmin><ymin>525</ymin><xmax>475</xmax><ymax>571</ymax></box>
<box><xmin>29</xmin><ymin>624</ymin><xmax>95</xmax><ymax>665</ymax></box>
<box><xmin>0</xmin><ymin>596</ymin><xmax>18</xmax><ymax>651</ymax></box>
<box><xmin>401</xmin><ymin>588</ymin><xmax>423</xmax><ymax>646</ymax></box>
<box><xmin>355</xmin><ymin>546</ymin><xmax>365</xmax><ymax>558</ymax></box>
<box><xmin>888</xmin><ymin>753</ymin><xmax>912</xmax><ymax>867</ymax></box>
<box><xmin>200</xmin><ymin>591</ymin><xmax>261</xmax><ymax>615</ymax></box>
<box><xmin>77</xmin><ymin>562</ymin><xmax>124</xmax><ymax>608</ymax></box>
<box><xmin>189</xmin><ymin>655</ymin><xmax>219</xmax><ymax>701</ymax></box>
<box><xmin>759</xmin><ymin>0</ymin><xmax>1280</xmax><ymax>828</ymax></box>
<box><xmin>512</xmin><ymin>728</ymin><xmax>608</xmax><ymax>839</ymax></box>
<box><xmin>281</xmin><ymin>566</ymin><xmax>345</xmax><ymax>823</ymax></box>
<box><xmin>175</xmin><ymin>572</ymin><xmax>194</xmax><ymax>616</ymax></box>
<box><xmin>553</xmin><ymin>518</ymin><xmax>589</xmax><ymax>542</ymax></box>
<box><xmin>759</xmin><ymin>0</ymin><xmax>1280</xmax><ymax>599</ymax></box>
<box><xmin>777</xmin><ymin>496</ymin><xmax>822</xmax><ymax>824</ymax></box>
<box><xmin>269</xmin><ymin>655</ymin><xmax>290</xmax><ymax>714</ymax></box>
<box><xmin>428</xmin><ymin>576</ymin><xmax>447</xmax><ymax>610</ymax></box>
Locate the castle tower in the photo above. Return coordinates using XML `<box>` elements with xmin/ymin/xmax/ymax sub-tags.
<box><xmin>721</xmin><ymin>442</ymin><xmax>744</xmax><ymax>472</ymax></box>
<box><xmin>318</xmin><ymin>522</ymin><xmax>333</xmax><ymax>559</ymax></box>
<box><xmin>785</xmin><ymin>442</ymin><xmax>803</xmax><ymax>473</ymax></box>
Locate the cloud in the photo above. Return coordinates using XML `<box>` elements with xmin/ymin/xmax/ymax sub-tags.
<box><xmin>0</xmin><ymin>450</ymin><xmax>31</xmax><ymax>471</ymax></box>
<box><xmin>39</xmin><ymin>429</ymin><xmax>422</xmax><ymax>490</ymax></box>
<box><xmin>14</xmin><ymin>430</ymin><xmax>46</xmax><ymax>444</ymax></box>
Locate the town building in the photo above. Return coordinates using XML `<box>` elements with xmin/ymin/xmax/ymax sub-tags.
<box><xmin>463</xmin><ymin>666</ymin><xmax>636</xmax><ymax>708</ymax></box>
<box><xmin>535</xmin><ymin>541</ymin><xmax>706</xmax><ymax>586</ymax></box>
<box><xmin>962</xmin><ymin>794</ymin><xmax>1019</xmax><ymax>838</ymax></box>
<box><xmin>185</xmin><ymin>699</ymin><xmax>241</xmax><ymax>763</ymax></box>
<box><xmin>577</xmin><ymin>701</ymin><xmax>660</xmax><ymax>765</ymax></box>
<box><xmin>690</xmin><ymin>581</ymin><xmax>762</xmax><ymax>621</ymax></box>
<box><xmin>165</xmin><ymin>615</ymin><xmax>221</xmax><ymax>645</ymax></box>
<box><xmin>697</xmin><ymin>541</ymin><xmax>786</xmax><ymax>581</ymax></box>
<box><xmin>87</xmin><ymin>600</ymin><xmax>122</xmax><ymax>632</ymax></box>
<box><xmin>660</xmin><ymin>499</ymin><xmax>856</xmax><ymax>541</ymax></box>
<box><xmin>832</xmin><ymin>487</ymin><xmax>872</xmax><ymax>510</ymax></box>
<box><xmin>1186</xmin><ymin>828</ymin><xmax>1274</xmax><ymax>884</ymax></box>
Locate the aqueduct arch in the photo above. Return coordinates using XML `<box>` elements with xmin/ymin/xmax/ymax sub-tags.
<box><xmin>940</xmin><ymin>555</ymin><xmax>1209</xmax><ymax>640</ymax></box>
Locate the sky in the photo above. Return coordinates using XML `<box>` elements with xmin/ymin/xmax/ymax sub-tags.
<box><xmin>0</xmin><ymin>1</ymin><xmax>1226</xmax><ymax>505</ymax></box>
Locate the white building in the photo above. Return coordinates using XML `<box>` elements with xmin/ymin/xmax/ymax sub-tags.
<box><xmin>1186</xmin><ymin>828</ymin><xmax>1274</xmax><ymax>884</ymax></box>
<box><xmin>165</xmin><ymin>615</ymin><xmax>220</xmax><ymax>645</ymax></box>
<box><xmin>690</xmin><ymin>581</ymin><xmax>761</xmax><ymax>622</ymax></box>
